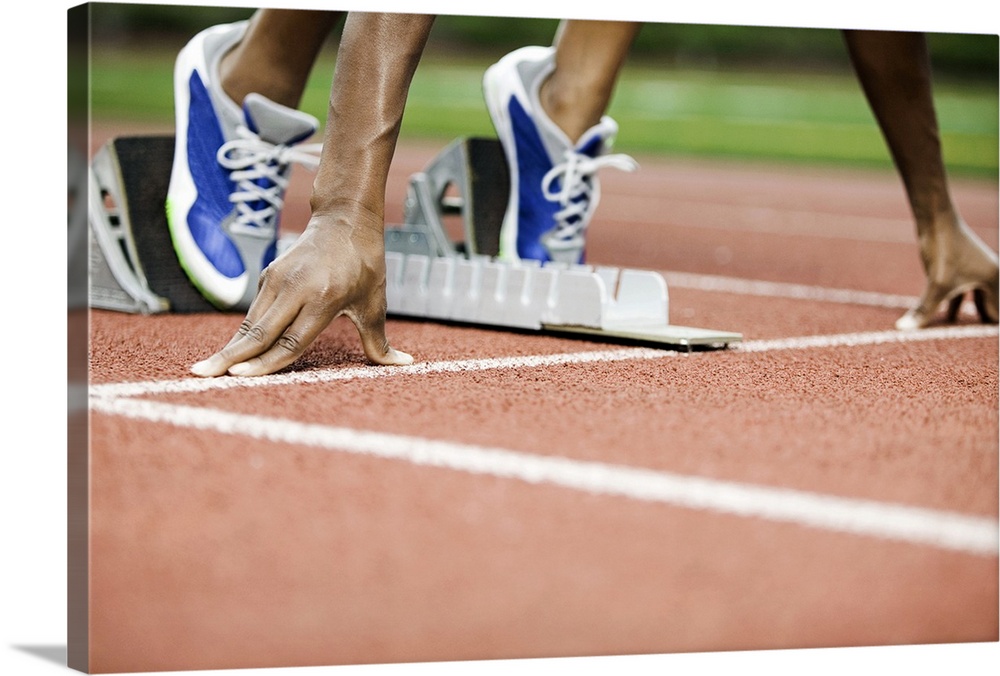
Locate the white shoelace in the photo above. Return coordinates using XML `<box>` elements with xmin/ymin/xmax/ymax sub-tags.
<box><xmin>541</xmin><ymin>150</ymin><xmax>638</xmax><ymax>242</ymax></box>
<box><xmin>217</xmin><ymin>126</ymin><xmax>322</xmax><ymax>235</ymax></box>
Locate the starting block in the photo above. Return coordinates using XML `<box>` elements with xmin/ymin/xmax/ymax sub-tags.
<box><xmin>87</xmin><ymin>134</ymin><xmax>741</xmax><ymax>348</ymax></box>
<box><xmin>88</xmin><ymin>135</ymin><xmax>217</xmax><ymax>313</ymax></box>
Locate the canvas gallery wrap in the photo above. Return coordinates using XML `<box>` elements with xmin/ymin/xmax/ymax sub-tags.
<box><xmin>67</xmin><ymin>2</ymin><xmax>999</xmax><ymax>674</ymax></box>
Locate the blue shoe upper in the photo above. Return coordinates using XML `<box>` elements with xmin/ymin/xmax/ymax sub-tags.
<box><xmin>185</xmin><ymin>70</ymin><xmax>245</xmax><ymax>279</ymax></box>
<box><xmin>508</xmin><ymin>96</ymin><xmax>605</xmax><ymax>264</ymax></box>
<box><xmin>181</xmin><ymin>73</ymin><xmax>319</xmax><ymax>281</ymax></box>
<box><xmin>485</xmin><ymin>46</ymin><xmax>635</xmax><ymax>266</ymax></box>
<box><xmin>508</xmin><ymin>95</ymin><xmax>560</xmax><ymax>262</ymax></box>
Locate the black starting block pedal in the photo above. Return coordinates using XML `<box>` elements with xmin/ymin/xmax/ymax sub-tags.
<box><xmin>89</xmin><ymin>135</ymin><xmax>216</xmax><ymax>313</ymax></box>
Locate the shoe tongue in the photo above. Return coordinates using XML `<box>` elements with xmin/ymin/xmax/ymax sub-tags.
<box><xmin>242</xmin><ymin>92</ymin><xmax>318</xmax><ymax>145</ymax></box>
<box><xmin>574</xmin><ymin>116</ymin><xmax>619</xmax><ymax>157</ymax></box>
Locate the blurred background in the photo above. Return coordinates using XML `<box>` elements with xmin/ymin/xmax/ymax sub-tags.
<box><xmin>82</xmin><ymin>3</ymin><xmax>998</xmax><ymax>176</ymax></box>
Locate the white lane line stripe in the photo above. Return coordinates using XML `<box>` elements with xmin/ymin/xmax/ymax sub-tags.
<box><xmin>89</xmin><ymin>347</ymin><xmax>671</xmax><ymax>399</ymax></box>
<box><xmin>90</xmin><ymin>325</ymin><xmax>998</xmax><ymax>400</ymax></box>
<box><xmin>733</xmin><ymin>324</ymin><xmax>999</xmax><ymax>352</ymax></box>
<box><xmin>662</xmin><ymin>271</ymin><xmax>920</xmax><ymax>309</ymax></box>
<box><xmin>89</xmin><ymin>396</ymin><xmax>1000</xmax><ymax>557</ymax></box>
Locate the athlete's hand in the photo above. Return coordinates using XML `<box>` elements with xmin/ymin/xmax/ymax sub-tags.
<box><xmin>190</xmin><ymin>206</ymin><xmax>412</xmax><ymax>377</ymax></box>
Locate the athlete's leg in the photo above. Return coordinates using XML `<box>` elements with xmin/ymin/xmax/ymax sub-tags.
<box><xmin>219</xmin><ymin>9</ymin><xmax>343</xmax><ymax>108</ymax></box>
<box><xmin>542</xmin><ymin>20</ymin><xmax>642</xmax><ymax>141</ymax></box>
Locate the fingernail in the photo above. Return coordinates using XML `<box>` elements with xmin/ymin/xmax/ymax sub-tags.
<box><xmin>895</xmin><ymin>312</ymin><xmax>921</xmax><ymax>331</ymax></box>
<box><xmin>227</xmin><ymin>362</ymin><xmax>253</xmax><ymax>376</ymax></box>
<box><xmin>390</xmin><ymin>348</ymin><xmax>414</xmax><ymax>366</ymax></box>
<box><xmin>191</xmin><ymin>359</ymin><xmax>216</xmax><ymax>377</ymax></box>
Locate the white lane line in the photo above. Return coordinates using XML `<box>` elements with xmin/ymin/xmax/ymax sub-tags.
<box><xmin>89</xmin><ymin>325</ymin><xmax>998</xmax><ymax>400</ymax></box>
<box><xmin>89</xmin><ymin>395</ymin><xmax>1000</xmax><ymax>558</ymax></box>
<box><xmin>662</xmin><ymin>271</ymin><xmax>920</xmax><ymax>309</ymax></box>
<box><xmin>89</xmin><ymin>347</ymin><xmax>672</xmax><ymax>399</ymax></box>
<box><xmin>733</xmin><ymin>324</ymin><xmax>999</xmax><ymax>352</ymax></box>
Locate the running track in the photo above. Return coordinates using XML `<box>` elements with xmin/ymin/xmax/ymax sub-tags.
<box><xmin>78</xmin><ymin>127</ymin><xmax>998</xmax><ymax>673</ymax></box>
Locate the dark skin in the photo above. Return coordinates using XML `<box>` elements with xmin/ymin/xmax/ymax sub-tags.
<box><xmin>219</xmin><ymin>9</ymin><xmax>343</xmax><ymax>109</ymax></box>
<box><xmin>842</xmin><ymin>30</ymin><xmax>998</xmax><ymax>329</ymax></box>
<box><xmin>541</xmin><ymin>20</ymin><xmax>642</xmax><ymax>141</ymax></box>
<box><xmin>192</xmin><ymin>12</ymin><xmax>433</xmax><ymax>376</ymax></box>
<box><xmin>192</xmin><ymin>16</ymin><xmax>997</xmax><ymax>377</ymax></box>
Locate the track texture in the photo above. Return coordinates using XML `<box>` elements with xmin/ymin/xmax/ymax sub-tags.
<box><xmin>83</xmin><ymin>129</ymin><xmax>998</xmax><ymax>673</ymax></box>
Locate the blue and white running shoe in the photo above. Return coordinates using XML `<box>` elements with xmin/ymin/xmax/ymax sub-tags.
<box><xmin>166</xmin><ymin>21</ymin><xmax>321</xmax><ymax>310</ymax></box>
<box><xmin>483</xmin><ymin>45</ymin><xmax>637</xmax><ymax>265</ymax></box>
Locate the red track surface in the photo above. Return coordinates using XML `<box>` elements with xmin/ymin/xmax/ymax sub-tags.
<box><xmin>82</xmin><ymin>126</ymin><xmax>998</xmax><ymax>673</ymax></box>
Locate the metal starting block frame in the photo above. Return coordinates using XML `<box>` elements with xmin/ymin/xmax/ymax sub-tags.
<box><xmin>383</xmin><ymin>137</ymin><xmax>741</xmax><ymax>348</ymax></box>
<box><xmin>87</xmin><ymin>134</ymin><xmax>741</xmax><ymax>348</ymax></box>
<box><xmin>385</xmin><ymin>253</ymin><xmax>728</xmax><ymax>344</ymax></box>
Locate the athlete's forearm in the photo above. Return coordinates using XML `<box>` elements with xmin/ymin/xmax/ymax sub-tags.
<box><xmin>310</xmin><ymin>12</ymin><xmax>435</xmax><ymax>224</ymax></box>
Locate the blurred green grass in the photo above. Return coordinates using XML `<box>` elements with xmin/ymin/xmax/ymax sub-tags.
<box><xmin>88</xmin><ymin>47</ymin><xmax>998</xmax><ymax>176</ymax></box>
